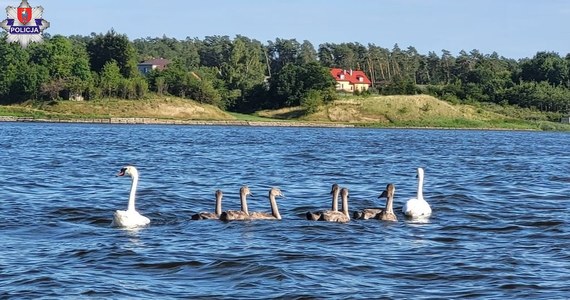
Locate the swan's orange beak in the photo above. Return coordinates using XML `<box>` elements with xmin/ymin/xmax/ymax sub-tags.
<box><xmin>117</xmin><ymin>168</ymin><xmax>126</xmax><ymax>176</ymax></box>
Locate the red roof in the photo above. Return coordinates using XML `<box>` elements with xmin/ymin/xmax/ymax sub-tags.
<box><xmin>138</xmin><ymin>58</ymin><xmax>171</xmax><ymax>70</ymax></box>
<box><xmin>330</xmin><ymin>68</ymin><xmax>371</xmax><ymax>85</ymax></box>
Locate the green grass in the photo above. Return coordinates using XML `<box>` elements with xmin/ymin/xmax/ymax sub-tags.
<box><xmin>389</xmin><ymin>118</ymin><xmax>533</xmax><ymax>129</ymax></box>
<box><xmin>0</xmin><ymin>105</ymin><xmax>49</xmax><ymax>118</ymax></box>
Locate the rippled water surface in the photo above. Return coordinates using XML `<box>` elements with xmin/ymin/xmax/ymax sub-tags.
<box><xmin>1</xmin><ymin>123</ymin><xmax>569</xmax><ymax>299</ymax></box>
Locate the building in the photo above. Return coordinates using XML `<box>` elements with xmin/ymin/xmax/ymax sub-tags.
<box><xmin>330</xmin><ymin>68</ymin><xmax>371</xmax><ymax>93</ymax></box>
<box><xmin>561</xmin><ymin>116</ymin><xmax>570</xmax><ymax>124</ymax></box>
<box><xmin>137</xmin><ymin>58</ymin><xmax>171</xmax><ymax>75</ymax></box>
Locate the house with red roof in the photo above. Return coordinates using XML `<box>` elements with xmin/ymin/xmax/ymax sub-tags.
<box><xmin>330</xmin><ymin>68</ymin><xmax>371</xmax><ymax>93</ymax></box>
<box><xmin>137</xmin><ymin>58</ymin><xmax>171</xmax><ymax>75</ymax></box>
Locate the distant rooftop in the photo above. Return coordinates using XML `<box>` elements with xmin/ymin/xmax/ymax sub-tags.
<box><xmin>137</xmin><ymin>58</ymin><xmax>171</xmax><ymax>74</ymax></box>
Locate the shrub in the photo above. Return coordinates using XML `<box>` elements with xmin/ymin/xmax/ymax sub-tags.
<box><xmin>301</xmin><ymin>89</ymin><xmax>323</xmax><ymax>114</ymax></box>
<box><xmin>420</xmin><ymin>103</ymin><xmax>431</xmax><ymax>112</ymax></box>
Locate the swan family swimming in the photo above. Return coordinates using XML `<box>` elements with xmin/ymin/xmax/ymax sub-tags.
<box><xmin>112</xmin><ymin>165</ymin><xmax>431</xmax><ymax>228</ymax></box>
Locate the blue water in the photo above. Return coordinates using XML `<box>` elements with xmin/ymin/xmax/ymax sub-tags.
<box><xmin>0</xmin><ymin>122</ymin><xmax>569</xmax><ymax>299</ymax></box>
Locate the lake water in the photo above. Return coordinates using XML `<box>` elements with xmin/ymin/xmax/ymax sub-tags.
<box><xmin>0</xmin><ymin>122</ymin><xmax>569</xmax><ymax>299</ymax></box>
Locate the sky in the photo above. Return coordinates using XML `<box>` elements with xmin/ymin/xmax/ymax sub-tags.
<box><xmin>4</xmin><ymin>0</ymin><xmax>570</xmax><ymax>59</ymax></box>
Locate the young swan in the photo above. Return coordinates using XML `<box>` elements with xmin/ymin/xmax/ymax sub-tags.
<box><xmin>318</xmin><ymin>187</ymin><xmax>350</xmax><ymax>223</ymax></box>
<box><xmin>112</xmin><ymin>166</ymin><xmax>150</xmax><ymax>228</ymax></box>
<box><xmin>353</xmin><ymin>207</ymin><xmax>383</xmax><ymax>220</ymax></box>
<box><xmin>306</xmin><ymin>183</ymin><xmax>340</xmax><ymax>221</ymax></box>
<box><xmin>377</xmin><ymin>183</ymin><xmax>397</xmax><ymax>222</ymax></box>
<box><xmin>220</xmin><ymin>185</ymin><xmax>252</xmax><ymax>221</ymax></box>
<box><xmin>402</xmin><ymin>167</ymin><xmax>432</xmax><ymax>219</ymax></box>
<box><xmin>191</xmin><ymin>190</ymin><xmax>223</xmax><ymax>220</ymax></box>
<box><xmin>352</xmin><ymin>186</ymin><xmax>386</xmax><ymax>221</ymax></box>
<box><xmin>249</xmin><ymin>188</ymin><xmax>285</xmax><ymax>220</ymax></box>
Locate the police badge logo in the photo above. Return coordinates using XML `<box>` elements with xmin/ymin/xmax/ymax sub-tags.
<box><xmin>18</xmin><ymin>6</ymin><xmax>32</xmax><ymax>24</ymax></box>
<box><xmin>1</xmin><ymin>0</ymin><xmax>50</xmax><ymax>47</ymax></box>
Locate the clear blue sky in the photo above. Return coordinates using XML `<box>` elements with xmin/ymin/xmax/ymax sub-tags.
<box><xmin>10</xmin><ymin>0</ymin><xmax>570</xmax><ymax>59</ymax></box>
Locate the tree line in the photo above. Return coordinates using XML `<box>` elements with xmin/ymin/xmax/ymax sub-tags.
<box><xmin>1</xmin><ymin>30</ymin><xmax>569</xmax><ymax>115</ymax></box>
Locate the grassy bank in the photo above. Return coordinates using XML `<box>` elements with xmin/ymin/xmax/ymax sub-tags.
<box><xmin>0</xmin><ymin>97</ymin><xmax>234</xmax><ymax>121</ymax></box>
<box><xmin>258</xmin><ymin>95</ymin><xmax>570</xmax><ymax>131</ymax></box>
<box><xmin>1</xmin><ymin>95</ymin><xmax>569</xmax><ymax>131</ymax></box>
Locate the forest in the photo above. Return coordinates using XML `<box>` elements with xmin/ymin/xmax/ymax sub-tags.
<box><xmin>1</xmin><ymin>30</ymin><xmax>569</xmax><ymax>118</ymax></box>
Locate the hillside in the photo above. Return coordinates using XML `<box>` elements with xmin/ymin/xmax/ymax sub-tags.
<box><xmin>0</xmin><ymin>97</ymin><xmax>234</xmax><ymax>120</ymax></box>
<box><xmin>257</xmin><ymin>95</ymin><xmax>570</xmax><ymax>130</ymax></box>
<box><xmin>1</xmin><ymin>95</ymin><xmax>569</xmax><ymax>131</ymax></box>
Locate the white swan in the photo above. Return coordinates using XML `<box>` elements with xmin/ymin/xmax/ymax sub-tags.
<box><xmin>112</xmin><ymin>166</ymin><xmax>150</xmax><ymax>228</ymax></box>
<box><xmin>318</xmin><ymin>187</ymin><xmax>350</xmax><ymax>223</ymax></box>
<box><xmin>377</xmin><ymin>183</ymin><xmax>397</xmax><ymax>222</ymax></box>
<box><xmin>306</xmin><ymin>183</ymin><xmax>340</xmax><ymax>221</ymax></box>
<box><xmin>402</xmin><ymin>167</ymin><xmax>432</xmax><ymax>219</ymax></box>
<box><xmin>220</xmin><ymin>185</ymin><xmax>252</xmax><ymax>221</ymax></box>
<box><xmin>191</xmin><ymin>190</ymin><xmax>223</xmax><ymax>220</ymax></box>
<box><xmin>249</xmin><ymin>187</ymin><xmax>284</xmax><ymax>220</ymax></box>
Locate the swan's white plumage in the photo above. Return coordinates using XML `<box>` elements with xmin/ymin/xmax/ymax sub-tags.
<box><xmin>112</xmin><ymin>166</ymin><xmax>150</xmax><ymax>228</ymax></box>
<box><xmin>112</xmin><ymin>209</ymin><xmax>150</xmax><ymax>228</ymax></box>
<box><xmin>402</xmin><ymin>167</ymin><xmax>432</xmax><ymax>219</ymax></box>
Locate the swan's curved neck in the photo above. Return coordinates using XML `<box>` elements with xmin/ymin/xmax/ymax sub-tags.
<box><xmin>240</xmin><ymin>192</ymin><xmax>249</xmax><ymax>215</ymax></box>
<box><xmin>417</xmin><ymin>172</ymin><xmax>424</xmax><ymax>200</ymax></box>
<box><xmin>332</xmin><ymin>189</ymin><xmax>339</xmax><ymax>211</ymax></box>
<box><xmin>385</xmin><ymin>193</ymin><xmax>394</xmax><ymax>214</ymax></box>
<box><xmin>127</xmin><ymin>173</ymin><xmax>138</xmax><ymax>211</ymax></box>
<box><xmin>341</xmin><ymin>194</ymin><xmax>349</xmax><ymax>218</ymax></box>
<box><xmin>215</xmin><ymin>194</ymin><xmax>222</xmax><ymax>215</ymax></box>
<box><xmin>269</xmin><ymin>194</ymin><xmax>281</xmax><ymax>220</ymax></box>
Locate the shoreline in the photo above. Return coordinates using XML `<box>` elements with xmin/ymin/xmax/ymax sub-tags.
<box><xmin>0</xmin><ymin>115</ymin><xmax>546</xmax><ymax>131</ymax></box>
<box><xmin>0</xmin><ymin>116</ymin><xmax>355</xmax><ymax>128</ymax></box>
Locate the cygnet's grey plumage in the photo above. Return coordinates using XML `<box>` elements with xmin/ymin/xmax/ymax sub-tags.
<box><xmin>318</xmin><ymin>187</ymin><xmax>350</xmax><ymax>223</ymax></box>
<box><xmin>377</xmin><ymin>184</ymin><xmax>398</xmax><ymax>222</ymax></box>
<box><xmin>191</xmin><ymin>189</ymin><xmax>224</xmax><ymax>220</ymax></box>
<box><xmin>306</xmin><ymin>184</ymin><xmax>340</xmax><ymax>221</ymax></box>
<box><xmin>220</xmin><ymin>185</ymin><xmax>252</xmax><ymax>221</ymax></box>
<box><xmin>250</xmin><ymin>188</ymin><xmax>284</xmax><ymax>220</ymax></box>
